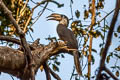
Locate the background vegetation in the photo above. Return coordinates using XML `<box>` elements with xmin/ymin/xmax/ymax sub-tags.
<box><xmin>0</xmin><ymin>0</ymin><xmax>120</xmax><ymax>80</ymax></box>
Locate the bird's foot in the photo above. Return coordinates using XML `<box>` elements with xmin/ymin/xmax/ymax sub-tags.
<box><xmin>67</xmin><ymin>49</ymin><xmax>78</xmax><ymax>52</ymax></box>
<box><xmin>57</xmin><ymin>41</ymin><xmax>66</xmax><ymax>46</ymax></box>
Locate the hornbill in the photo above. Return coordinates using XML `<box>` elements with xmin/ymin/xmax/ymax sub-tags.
<box><xmin>47</xmin><ymin>13</ymin><xmax>82</xmax><ymax>76</ymax></box>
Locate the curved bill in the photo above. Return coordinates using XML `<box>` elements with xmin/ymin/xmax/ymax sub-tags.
<box><xmin>46</xmin><ymin>13</ymin><xmax>62</xmax><ymax>21</ymax></box>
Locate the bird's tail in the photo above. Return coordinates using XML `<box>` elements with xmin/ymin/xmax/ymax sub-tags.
<box><xmin>73</xmin><ymin>50</ymin><xmax>82</xmax><ymax>76</ymax></box>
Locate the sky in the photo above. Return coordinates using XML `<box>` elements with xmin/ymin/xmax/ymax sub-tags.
<box><xmin>0</xmin><ymin>0</ymin><xmax>119</xmax><ymax>80</ymax></box>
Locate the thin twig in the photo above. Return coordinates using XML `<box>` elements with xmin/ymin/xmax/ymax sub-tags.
<box><xmin>31</xmin><ymin>0</ymin><xmax>54</xmax><ymax>12</ymax></box>
<box><xmin>24</xmin><ymin>1</ymin><xmax>49</xmax><ymax>33</ymax></box>
<box><xmin>20</xmin><ymin>0</ymin><xmax>29</xmax><ymax>14</ymax></box>
<box><xmin>70</xmin><ymin>0</ymin><xmax>73</xmax><ymax>20</ymax></box>
<box><xmin>23</xmin><ymin>12</ymin><xmax>33</xmax><ymax>33</ymax></box>
<box><xmin>97</xmin><ymin>9</ymin><xmax>115</xmax><ymax>24</ymax></box>
<box><xmin>30</xmin><ymin>2</ymin><xmax>49</xmax><ymax>27</ymax></box>
<box><xmin>40</xmin><ymin>5</ymin><xmax>54</xmax><ymax>12</ymax></box>
<box><xmin>112</xmin><ymin>55</ymin><xmax>119</xmax><ymax>72</ymax></box>
<box><xmin>28</xmin><ymin>30</ymin><xmax>34</xmax><ymax>41</ymax></box>
<box><xmin>48</xmin><ymin>65</ymin><xmax>61</xmax><ymax>80</ymax></box>
<box><xmin>70</xmin><ymin>66</ymin><xmax>75</xmax><ymax>80</ymax></box>
<box><xmin>82</xmin><ymin>59</ymin><xmax>88</xmax><ymax>71</ymax></box>
<box><xmin>104</xmin><ymin>66</ymin><xmax>119</xmax><ymax>80</ymax></box>
<box><xmin>43</xmin><ymin>63</ymin><xmax>51</xmax><ymax>80</ymax></box>
<box><xmin>16</xmin><ymin>0</ymin><xmax>29</xmax><ymax>23</ymax></box>
<box><xmin>88</xmin><ymin>0</ymin><xmax>95</xmax><ymax>79</ymax></box>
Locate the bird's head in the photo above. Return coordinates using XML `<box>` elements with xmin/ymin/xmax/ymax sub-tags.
<box><xmin>47</xmin><ymin>13</ymin><xmax>69</xmax><ymax>27</ymax></box>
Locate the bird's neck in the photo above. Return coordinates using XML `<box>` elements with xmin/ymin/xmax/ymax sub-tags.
<box><xmin>59</xmin><ymin>18</ymin><xmax>68</xmax><ymax>27</ymax></box>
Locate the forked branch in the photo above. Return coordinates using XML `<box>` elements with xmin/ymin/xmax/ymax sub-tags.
<box><xmin>96</xmin><ymin>0</ymin><xmax>120</xmax><ymax>80</ymax></box>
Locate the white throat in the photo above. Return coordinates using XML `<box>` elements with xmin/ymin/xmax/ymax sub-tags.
<box><xmin>59</xmin><ymin>18</ymin><xmax>68</xmax><ymax>27</ymax></box>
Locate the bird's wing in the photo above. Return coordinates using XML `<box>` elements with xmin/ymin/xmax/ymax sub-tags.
<box><xmin>57</xmin><ymin>24</ymin><xmax>78</xmax><ymax>49</ymax></box>
<box><xmin>57</xmin><ymin>24</ymin><xmax>82</xmax><ymax>76</ymax></box>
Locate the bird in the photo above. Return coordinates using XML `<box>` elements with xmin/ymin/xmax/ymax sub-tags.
<box><xmin>47</xmin><ymin>13</ymin><xmax>82</xmax><ymax>76</ymax></box>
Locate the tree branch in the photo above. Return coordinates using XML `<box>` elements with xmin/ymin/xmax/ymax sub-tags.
<box><xmin>97</xmin><ymin>9</ymin><xmax>115</xmax><ymax>24</ymax></box>
<box><xmin>48</xmin><ymin>65</ymin><xmax>62</xmax><ymax>80</ymax></box>
<box><xmin>0</xmin><ymin>42</ymin><xmax>71</xmax><ymax>80</ymax></box>
<box><xmin>27</xmin><ymin>1</ymin><xmax>49</xmax><ymax>33</ymax></box>
<box><xmin>43</xmin><ymin>63</ymin><xmax>51</xmax><ymax>80</ymax></box>
<box><xmin>88</xmin><ymin>0</ymin><xmax>95</xmax><ymax>79</ymax></box>
<box><xmin>104</xmin><ymin>66</ymin><xmax>119</xmax><ymax>80</ymax></box>
<box><xmin>0</xmin><ymin>0</ymin><xmax>34</xmax><ymax>80</ymax></box>
<box><xmin>0</xmin><ymin>36</ymin><xmax>40</xmax><ymax>51</ymax></box>
<box><xmin>0</xmin><ymin>35</ymin><xmax>21</xmax><ymax>45</ymax></box>
<box><xmin>16</xmin><ymin>0</ymin><xmax>29</xmax><ymax>24</ymax></box>
<box><xmin>96</xmin><ymin>0</ymin><xmax>120</xmax><ymax>79</ymax></box>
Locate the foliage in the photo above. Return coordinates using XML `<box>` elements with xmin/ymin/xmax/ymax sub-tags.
<box><xmin>0</xmin><ymin>0</ymin><xmax>120</xmax><ymax>80</ymax></box>
<box><xmin>0</xmin><ymin>0</ymin><xmax>32</xmax><ymax>36</ymax></box>
<box><xmin>70</xmin><ymin>0</ymin><xmax>120</xmax><ymax>79</ymax></box>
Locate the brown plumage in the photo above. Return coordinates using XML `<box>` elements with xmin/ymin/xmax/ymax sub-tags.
<box><xmin>47</xmin><ymin>13</ymin><xmax>82</xmax><ymax>76</ymax></box>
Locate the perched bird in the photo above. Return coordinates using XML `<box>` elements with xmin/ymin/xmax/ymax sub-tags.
<box><xmin>47</xmin><ymin>13</ymin><xmax>82</xmax><ymax>76</ymax></box>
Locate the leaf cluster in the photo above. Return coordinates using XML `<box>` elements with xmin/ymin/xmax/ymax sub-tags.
<box><xmin>0</xmin><ymin>0</ymin><xmax>32</xmax><ymax>36</ymax></box>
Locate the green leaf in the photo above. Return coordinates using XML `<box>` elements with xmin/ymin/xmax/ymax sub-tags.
<box><xmin>111</xmin><ymin>66</ymin><xmax>116</xmax><ymax>69</ymax></box>
<box><xmin>29</xmin><ymin>27</ymin><xmax>34</xmax><ymax>32</ymax></box>
<box><xmin>83</xmin><ymin>5</ymin><xmax>86</xmax><ymax>8</ymax></box>
<box><xmin>116</xmin><ymin>66</ymin><xmax>120</xmax><ymax>70</ymax></box>
<box><xmin>115</xmin><ymin>46</ymin><xmax>120</xmax><ymax>51</ymax></box>
<box><xmin>75</xmin><ymin>10</ymin><xmax>80</xmax><ymax>19</ymax></box>
<box><xmin>95</xmin><ymin>30</ymin><xmax>102</xmax><ymax>38</ymax></box>
<box><xmin>99</xmin><ymin>43</ymin><xmax>104</xmax><ymax>47</ymax></box>
<box><xmin>96</xmin><ymin>12</ymin><xmax>101</xmax><ymax>17</ymax></box>
<box><xmin>117</xmin><ymin>25</ymin><xmax>120</xmax><ymax>33</ymax></box>
<box><xmin>106</xmin><ymin>52</ymin><xmax>113</xmax><ymax>63</ymax></box>
<box><xmin>100</xmin><ymin>33</ymin><xmax>104</xmax><ymax>40</ymax></box>
<box><xmin>106</xmin><ymin>56</ymin><xmax>110</xmax><ymax>63</ymax></box>
<box><xmin>52</xmin><ymin>64</ymin><xmax>59</xmax><ymax>72</ymax></box>
<box><xmin>91</xmin><ymin>55</ymin><xmax>95</xmax><ymax>65</ymax></box>
<box><xmin>71</xmin><ymin>0</ymin><xmax>73</xmax><ymax>3</ymax></box>
<box><xmin>116</xmin><ymin>70</ymin><xmax>119</xmax><ymax>77</ymax></box>
<box><xmin>9</xmin><ymin>43</ymin><xmax>14</xmax><ymax>47</ymax></box>
<box><xmin>39</xmin><ymin>0</ymin><xmax>46</xmax><ymax>5</ymax></box>
<box><xmin>109</xmin><ymin>52</ymin><xmax>113</xmax><ymax>57</ymax></box>
<box><xmin>111</xmin><ymin>66</ymin><xmax>120</xmax><ymax>70</ymax></box>
<box><xmin>55</xmin><ymin>61</ymin><xmax>60</xmax><ymax>65</ymax></box>
<box><xmin>61</xmin><ymin>54</ymin><xmax>65</xmax><ymax>58</ymax></box>
<box><xmin>114</xmin><ymin>32</ymin><xmax>118</xmax><ymax>37</ymax></box>
<box><xmin>114</xmin><ymin>54</ymin><xmax>120</xmax><ymax>58</ymax></box>
<box><xmin>105</xmin><ymin>25</ymin><xmax>110</xmax><ymax>30</ymax></box>
<box><xmin>92</xmin><ymin>49</ymin><xmax>97</xmax><ymax>53</ymax></box>
<box><xmin>91</xmin><ymin>76</ymin><xmax>95</xmax><ymax>79</ymax></box>
<box><xmin>84</xmin><ymin>10</ymin><xmax>89</xmax><ymax>19</ymax></box>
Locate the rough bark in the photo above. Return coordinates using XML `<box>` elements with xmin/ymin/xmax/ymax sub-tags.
<box><xmin>0</xmin><ymin>41</ymin><xmax>70</xmax><ymax>79</ymax></box>
<box><xmin>0</xmin><ymin>0</ymin><xmax>34</xmax><ymax>79</ymax></box>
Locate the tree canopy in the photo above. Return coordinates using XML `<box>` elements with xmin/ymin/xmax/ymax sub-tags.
<box><xmin>0</xmin><ymin>0</ymin><xmax>120</xmax><ymax>80</ymax></box>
